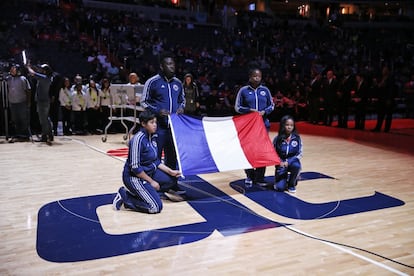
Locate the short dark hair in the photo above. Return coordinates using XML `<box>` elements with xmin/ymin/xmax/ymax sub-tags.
<box><xmin>159</xmin><ymin>51</ymin><xmax>175</xmax><ymax>64</ymax></box>
<box><xmin>139</xmin><ymin>110</ymin><xmax>156</xmax><ymax>124</ymax></box>
<box><xmin>248</xmin><ymin>68</ymin><xmax>261</xmax><ymax>77</ymax></box>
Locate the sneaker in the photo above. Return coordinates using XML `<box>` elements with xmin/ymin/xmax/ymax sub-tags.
<box><xmin>171</xmin><ymin>184</ymin><xmax>186</xmax><ymax>195</ymax></box>
<box><xmin>256</xmin><ymin>181</ymin><xmax>270</xmax><ymax>187</ymax></box>
<box><xmin>112</xmin><ymin>192</ymin><xmax>123</xmax><ymax>210</ymax></box>
<box><xmin>46</xmin><ymin>137</ymin><xmax>52</xmax><ymax>146</ymax></box>
<box><xmin>273</xmin><ymin>184</ymin><xmax>284</xmax><ymax>192</ymax></box>
<box><xmin>245</xmin><ymin>177</ymin><xmax>253</xmax><ymax>188</ymax></box>
<box><xmin>287</xmin><ymin>186</ymin><xmax>296</xmax><ymax>193</ymax></box>
<box><xmin>164</xmin><ymin>190</ymin><xmax>185</xmax><ymax>202</ymax></box>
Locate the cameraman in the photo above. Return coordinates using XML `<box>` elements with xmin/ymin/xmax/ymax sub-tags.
<box><xmin>6</xmin><ymin>64</ymin><xmax>31</xmax><ymax>143</ymax></box>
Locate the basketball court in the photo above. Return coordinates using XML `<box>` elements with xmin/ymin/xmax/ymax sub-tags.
<box><xmin>0</xmin><ymin>119</ymin><xmax>413</xmax><ymax>275</ymax></box>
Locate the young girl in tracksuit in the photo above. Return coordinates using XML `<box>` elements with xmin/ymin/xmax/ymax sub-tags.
<box><xmin>273</xmin><ymin>115</ymin><xmax>303</xmax><ymax>193</ymax></box>
<box><xmin>234</xmin><ymin>68</ymin><xmax>274</xmax><ymax>187</ymax></box>
<box><xmin>113</xmin><ymin>110</ymin><xmax>182</xmax><ymax>214</ymax></box>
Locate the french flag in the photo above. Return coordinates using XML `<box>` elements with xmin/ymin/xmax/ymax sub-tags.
<box><xmin>169</xmin><ymin>112</ymin><xmax>280</xmax><ymax>176</ymax></box>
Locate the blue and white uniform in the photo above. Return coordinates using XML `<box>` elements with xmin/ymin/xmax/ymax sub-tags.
<box><xmin>140</xmin><ymin>73</ymin><xmax>185</xmax><ymax>169</ymax></box>
<box><xmin>122</xmin><ymin>128</ymin><xmax>178</xmax><ymax>213</ymax></box>
<box><xmin>234</xmin><ymin>84</ymin><xmax>274</xmax><ymax>129</ymax></box>
<box><xmin>273</xmin><ymin>133</ymin><xmax>303</xmax><ymax>191</ymax></box>
<box><xmin>141</xmin><ymin>73</ymin><xmax>185</xmax><ymax>128</ymax></box>
<box><xmin>235</xmin><ymin>83</ymin><xmax>274</xmax><ymax>184</ymax></box>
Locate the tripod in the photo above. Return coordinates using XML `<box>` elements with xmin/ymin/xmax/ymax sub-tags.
<box><xmin>0</xmin><ymin>79</ymin><xmax>9</xmax><ymax>141</ymax></box>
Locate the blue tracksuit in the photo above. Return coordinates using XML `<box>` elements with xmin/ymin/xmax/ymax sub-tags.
<box><xmin>141</xmin><ymin>73</ymin><xmax>185</xmax><ymax>128</ymax></box>
<box><xmin>235</xmin><ymin>84</ymin><xmax>274</xmax><ymax>182</ymax></box>
<box><xmin>140</xmin><ymin>73</ymin><xmax>185</xmax><ymax>169</ymax></box>
<box><xmin>122</xmin><ymin>128</ymin><xmax>177</xmax><ymax>213</ymax></box>
<box><xmin>234</xmin><ymin>84</ymin><xmax>274</xmax><ymax>129</ymax></box>
<box><xmin>273</xmin><ymin>133</ymin><xmax>303</xmax><ymax>190</ymax></box>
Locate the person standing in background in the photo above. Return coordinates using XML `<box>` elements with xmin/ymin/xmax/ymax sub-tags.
<box><xmin>49</xmin><ymin>72</ymin><xmax>62</xmax><ymax>137</ymax></box>
<box><xmin>85</xmin><ymin>79</ymin><xmax>101</xmax><ymax>134</ymax></box>
<box><xmin>182</xmin><ymin>73</ymin><xmax>200</xmax><ymax>116</ymax></box>
<box><xmin>59</xmin><ymin>77</ymin><xmax>72</xmax><ymax>135</ymax></box>
<box><xmin>307</xmin><ymin>71</ymin><xmax>323</xmax><ymax>125</ymax></box>
<box><xmin>321</xmin><ymin>70</ymin><xmax>339</xmax><ymax>127</ymax></box>
<box><xmin>71</xmin><ymin>83</ymin><xmax>87</xmax><ymax>135</ymax></box>
<box><xmin>27</xmin><ymin>63</ymin><xmax>54</xmax><ymax>145</ymax></box>
<box><xmin>372</xmin><ymin>66</ymin><xmax>396</xmax><ymax>133</ymax></box>
<box><xmin>99</xmin><ymin>78</ymin><xmax>112</xmax><ymax>132</ymax></box>
<box><xmin>352</xmin><ymin>71</ymin><xmax>370</xmax><ymax>130</ymax></box>
<box><xmin>6</xmin><ymin>64</ymin><xmax>31</xmax><ymax>143</ymax></box>
<box><xmin>336</xmin><ymin>68</ymin><xmax>355</xmax><ymax>128</ymax></box>
<box><xmin>235</xmin><ymin>68</ymin><xmax>274</xmax><ymax>187</ymax></box>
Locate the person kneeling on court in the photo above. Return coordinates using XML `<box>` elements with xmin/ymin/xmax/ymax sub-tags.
<box><xmin>273</xmin><ymin>115</ymin><xmax>303</xmax><ymax>193</ymax></box>
<box><xmin>113</xmin><ymin>110</ymin><xmax>184</xmax><ymax>213</ymax></box>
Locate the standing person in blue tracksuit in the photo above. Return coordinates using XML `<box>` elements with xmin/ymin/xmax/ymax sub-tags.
<box><xmin>235</xmin><ymin>68</ymin><xmax>274</xmax><ymax>187</ymax></box>
<box><xmin>140</xmin><ymin>52</ymin><xmax>186</xmax><ymax>194</ymax></box>
<box><xmin>273</xmin><ymin>115</ymin><xmax>303</xmax><ymax>193</ymax></box>
<box><xmin>113</xmin><ymin>110</ymin><xmax>184</xmax><ymax>213</ymax></box>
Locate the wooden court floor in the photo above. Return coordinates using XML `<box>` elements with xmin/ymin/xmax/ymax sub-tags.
<box><xmin>0</xmin><ymin>120</ymin><xmax>413</xmax><ymax>275</ymax></box>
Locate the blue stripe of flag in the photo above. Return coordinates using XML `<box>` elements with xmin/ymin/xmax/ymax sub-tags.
<box><xmin>170</xmin><ymin>114</ymin><xmax>218</xmax><ymax>175</ymax></box>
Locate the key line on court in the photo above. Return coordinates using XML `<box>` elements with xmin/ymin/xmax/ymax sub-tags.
<box><xmin>68</xmin><ymin>137</ymin><xmax>414</xmax><ymax>272</ymax></box>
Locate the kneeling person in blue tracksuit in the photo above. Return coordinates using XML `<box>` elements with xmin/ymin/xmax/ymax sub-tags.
<box><xmin>113</xmin><ymin>110</ymin><xmax>183</xmax><ymax>213</ymax></box>
<box><xmin>273</xmin><ymin>115</ymin><xmax>303</xmax><ymax>193</ymax></box>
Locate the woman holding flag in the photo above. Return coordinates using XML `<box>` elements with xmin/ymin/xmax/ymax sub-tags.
<box><xmin>113</xmin><ymin>110</ymin><xmax>184</xmax><ymax>213</ymax></box>
<box><xmin>234</xmin><ymin>68</ymin><xmax>274</xmax><ymax>187</ymax></box>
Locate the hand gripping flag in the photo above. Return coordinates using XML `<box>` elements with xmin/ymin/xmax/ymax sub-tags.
<box><xmin>169</xmin><ymin>112</ymin><xmax>280</xmax><ymax>176</ymax></box>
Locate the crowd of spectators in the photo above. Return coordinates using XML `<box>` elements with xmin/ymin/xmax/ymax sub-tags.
<box><xmin>1</xmin><ymin>0</ymin><xmax>414</xmax><ymax>132</ymax></box>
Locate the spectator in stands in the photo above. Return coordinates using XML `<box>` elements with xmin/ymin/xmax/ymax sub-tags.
<box><xmin>293</xmin><ymin>90</ymin><xmax>308</xmax><ymax>121</ymax></box>
<box><xmin>403</xmin><ymin>73</ymin><xmax>414</xmax><ymax>118</ymax></box>
<box><xmin>6</xmin><ymin>64</ymin><xmax>32</xmax><ymax>143</ymax></box>
<box><xmin>182</xmin><ymin>73</ymin><xmax>200</xmax><ymax>115</ymax></box>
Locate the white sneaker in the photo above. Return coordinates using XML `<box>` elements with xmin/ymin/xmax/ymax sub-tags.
<box><xmin>112</xmin><ymin>192</ymin><xmax>123</xmax><ymax>210</ymax></box>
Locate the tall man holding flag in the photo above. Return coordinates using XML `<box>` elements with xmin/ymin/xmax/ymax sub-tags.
<box><xmin>235</xmin><ymin>68</ymin><xmax>275</xmax><ymax>187</ymax></box>
<box><xmin>141</xmin><ymin>52</ymin><xmax>185</xmax><ymax>193</ymax></box>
